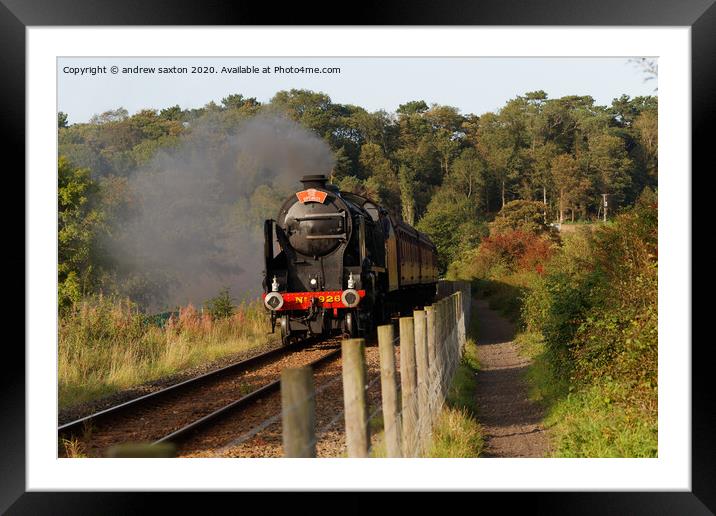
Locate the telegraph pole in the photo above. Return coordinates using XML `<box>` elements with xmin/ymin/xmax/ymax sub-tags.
<box><xmin>601</xmin><ymin>193</ymin><xmax>608</xmax><ymax>222</ymax></box>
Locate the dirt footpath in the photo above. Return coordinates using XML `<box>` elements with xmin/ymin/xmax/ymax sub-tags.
<box><xmin>473</xmin><ymin>298</ymin><xmax>550</xmax><ymax>458</ymax></box>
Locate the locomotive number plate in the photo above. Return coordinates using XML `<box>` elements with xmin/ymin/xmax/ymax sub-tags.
<box><xmin>275</xmin><ymin>290</ymin><xmax>366</xmax><ymax>310</ymax></box>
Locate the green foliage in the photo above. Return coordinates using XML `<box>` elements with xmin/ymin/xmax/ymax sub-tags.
<box><xmin>204</xmin><ymin>288</ymin><xmax>235</xmax><ymax>319</ymax></box>
<box><xmin>428</xmin><ymin>315</ymin><xmax>485</xmax><ymax>457</ymax></box>
<box><xmin>416</xmin><ymin>189</ymin><xmax>486</xmax><ymax>272</ymax></box>
<box><xmin>57</xmin><ymin>89</ymin><xmax>657</xmax><ymax>311</ymax></box>
<box><xmin>545</xmin><ymin>381</ymin><xmax>658</xmax><ymax>457</ymax></box>
<box><xmin>515</xmin><ymin>192</ymin><xmax>658</xmax><ymax>456</ymax></box>
<box><xmin>428</xmin><ymin>407</ymin><xmax>485</xmax><ymax>458</ymax></box>
<box><xmin>58</xmin><ymin>156</ymin><xmax>105</xmax><ymax>309</ymax></box>
<box><xmin>490</xmin><ymin>200</ymin><xmax>549</xmax><ymax>235</ymax></box>
<box><xmin>524</xmin><ymin>190</ymin><xmax>657</xmax><ymax>384</ymax></box>
<box><xmin>515</xmin><ymin>330</ymin><xmax>657</xmax><ymax>457</ymax></box>
<box><xmin>448</xmin><ymin>200</ymin><xmax>556</xmax><ymax>287</ymax></box>
<box><xmin>159</xmin><ymin>105</ymin><xmax>183</xmax><ymax>121</ymax></box>
<box><xmin>450</xmin><ymin>184</ymin><xmax>657</xmax><ymax>457</ymax></box>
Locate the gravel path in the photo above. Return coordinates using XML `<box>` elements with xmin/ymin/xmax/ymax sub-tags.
<box><xmin>473</xmin><ymin>298</ymin><xmax>550</xmax><ymax>458</ymax></box>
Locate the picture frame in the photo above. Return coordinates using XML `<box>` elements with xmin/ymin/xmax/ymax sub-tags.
<box><xmin>6</xmin><ymin>0</ymin><xmax>710</xmax><ymax>511</ymax></box>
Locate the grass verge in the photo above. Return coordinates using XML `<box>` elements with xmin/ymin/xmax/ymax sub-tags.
<box><xmin>514</xmin><ymin>330</ymin><xmax>657</xmax><ymax>457</ymax></box>
<box><xmin>427</xmin><ymin>309</ymin><xmax>485</xmax><ymax>458</ymax></box>
<box><xmin>371</xmin><ymin>304</ymin><xmax>485</xmax><ymax>458</ymax></box>
<box><xmin>59</xmin><ymin>295</ymin><xmax>270</xmax><ymax>408</ymax></box>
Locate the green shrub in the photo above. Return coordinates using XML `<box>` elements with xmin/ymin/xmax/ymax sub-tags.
<box><xmin>205</xmin><ymin>287</ymin><xmax>235</xmax><ymax>319</ymax></box>
<box><xmin>489</xmin><ymin>200</ymin><xmax>549</xmax><ymax>235</ymax></box>
<box><xmin>453</xmin><ymin>188</ymin><xmax>658</xmax><ymax>458</ymax></box>
<box><xmin>518</xmin><ymin>189</ymin><xmax>658</xmax><ymax>456</ymax></box>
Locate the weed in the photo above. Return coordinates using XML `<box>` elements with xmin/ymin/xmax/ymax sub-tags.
<box><xmin>61</xmin><ymin>437</ymin><xmax>87</xmax><ymax>458</ymax></box>
<box><xmin>428</xmin><ymin>331</ymin><xmax>485</xmax><ymax>458</ymax></box>
<box><xmin>59</xmin><ymin>295</ymin><xmax>270</xmax><ymax>408</ymax></box>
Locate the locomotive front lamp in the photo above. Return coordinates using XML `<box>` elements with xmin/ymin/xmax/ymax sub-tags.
<box><xmin>310</xmin><ymin>277</ymin><xmax>318</xmax><ymax>289</ymax></box>
<box><xmin>341</xmin><ymin>288</ymin><xmax>360</xmax><ymax>308</ymax></box>
<box><xmin>264</xmin><ymin>292</ymin><xmax>284</xmax><ymax>311</ymax></box>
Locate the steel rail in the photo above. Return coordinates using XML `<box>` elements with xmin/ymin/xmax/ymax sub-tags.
<box><xmin>58</xmin><ymin>338</ymin><xmax>323</xmax><ymax>439</ymax></box>
<box><xmin>153</xmin><ymin>347</ymin><xmax>342</xmax><ymax>446</ymax></box>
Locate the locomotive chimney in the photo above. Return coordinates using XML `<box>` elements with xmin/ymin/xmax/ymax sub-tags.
<box><xmin>300</xmin><ymin>174</ymin><xmax>329</xmax><ymax>189</ymax></box>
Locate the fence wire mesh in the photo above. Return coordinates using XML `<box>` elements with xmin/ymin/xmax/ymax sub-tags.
<box><xmin>212</xmin><ymin>281</ymin><xmax>471</xmax><ymax>458</ymax></box>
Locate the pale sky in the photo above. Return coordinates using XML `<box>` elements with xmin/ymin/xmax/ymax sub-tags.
<box><xmin>58</xmin><ymin>57</ymin><xmax>657</xmax><ymax>124</ymax></box>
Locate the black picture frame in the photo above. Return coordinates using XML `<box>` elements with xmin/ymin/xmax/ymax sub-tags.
<box><xmin>6</xmin><ymin>0</ymin><xmax>710</xmax><ymax>513</ymax></box>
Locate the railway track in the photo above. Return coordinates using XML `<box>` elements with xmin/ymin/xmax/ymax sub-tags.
<box><xmin>154</xmin><ymin>348</ymin><xmax>340</xmax><ymax>447</ymax></box>
<box><xmin>176</xmin><ymin>339</ymin><xmax>387</xmax><ymax>458</ymax></box>
<box><xmin>58</xmin><ymin>337</ymin><xmax>343</xmax><ymax>457</ymax></box>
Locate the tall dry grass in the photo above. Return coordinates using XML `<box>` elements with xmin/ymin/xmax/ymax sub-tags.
<box><xmin>59</xmin><ymin>295</ymin><xmax>270</xmax><ymax>408</ymax></box>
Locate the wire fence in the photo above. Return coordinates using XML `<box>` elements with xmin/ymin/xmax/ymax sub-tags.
<box><xmin>279</xmin><ymin>280</ymin><xmax>472</xmax><ymax>458</ymax></box>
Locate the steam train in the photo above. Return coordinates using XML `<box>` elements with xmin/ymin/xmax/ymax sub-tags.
<box><xmin>262</xmin><ymin>174</ymin><xmax>438</xmax><ymax>345</ymax></box>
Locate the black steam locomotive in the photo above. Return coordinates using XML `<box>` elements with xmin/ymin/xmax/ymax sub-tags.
<box><xmin>262</xmin><ymin>174</ymin><xmax>438</xmax><ymax>345</ymax></box>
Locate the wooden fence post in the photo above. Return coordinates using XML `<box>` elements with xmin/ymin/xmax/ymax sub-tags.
<box><xmin>450</xmin><ymin>294</ymin><xmax>457</xmax><ymax>378</ymax></box>
<box><xmin>413</xmin><ymin>309</ymin><xmax>430</xmax><ymax>453</ymax></box>
<box><xmin>342</xmin><ymin>338</ymin><xmax>369</xmax><ymax>458</ymax></box>
<box><xmin>437</xmin><ymin>299</ymin><xmax>447</xmax><ymax>401</ymax></box>
<box><xmin>281</xmin><ymin>366</ymin><xmax>316</xmax><ymax>458</ymax></box>
<box><xmin>377</xmin><ymin>324</ymin><xmax>401</xmax><ymax>458</ymax></box>
<box><xmin>425</xmin><ymin>305</ymin><xmax>438</xmax><ymax>424</ymax></box>
<box><xmin>399</xmin><ymin>317</ymin><xmax>418</xmax><ymax>457</ymax></box>
<box><xmin>444</xmin><ymin>297</ymin><xmax>451</xmax><ymax>385</ymax></box>
<box><xmin>456</xmin><ymin>290</ymin><xmax>465</xmax><ymax>352</ymax></box>
<box><xmin>453</xmin><ymin>293</ymin><xmax>460</xmax><ymax>374</ymax></box>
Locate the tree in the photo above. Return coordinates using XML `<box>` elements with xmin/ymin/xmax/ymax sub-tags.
<box><xmin>425</xmin><ymin>105</ymin><xmax>464</xmax><ymax>176</ymax></box>
<box><xmin>222</xmin><ymin>93</ymin><xmax>259</xmax><ymax>110</ymax></box>
<box><xmin>490</xmin><ymin>200</ymin><xmax>549</xmax><ymax>235</ymax></box>
<box><xmin>396</xmin><ymin>100</ymin><xmax>428</xmax><ymax>116</ymax></box>
<box><xmin>475</xmin><ymin>112</ymin><xmax>514</xmax><ymax>209</ymax></box>
<box><xmin>633</xmin><ymin>110</ymin><xmax>658</xmax><ymax>181</ymax></box>
<box><xmin>448</xmin><ymin>148</ymin><xmax>486</xmax><ymax>204</ymax></box>
<box><xmin>587</xmin><ymin>133</ymin><xmax>633</xmax><ymax>209</ymax></box>
<box><xmin>159</xmin><ymin>105</ymin><xmax>183</xmax><ymax>121</ymax></box>
<box><xmin>270</xmin><ymin>89</ymin><xmax>336</xmax><ymax>135</ymax></box>
<box><xmin>398</xmin><ymin>165</ymin><xmax>416</xmax><ymax>225</ymax></box>
<box><xmin>58</xmin><ymin>111</ymin><xmax>68</xmax><ymax>128</ymax></box>
<box><xmin>358</xmin><ymin>143</ymin><xmax>400</xmax><ymax>209</ymax></box>
<box><xmin>205</xmin><ymin>287</ymin><xmax>235</xmax><ymax>319</ymax></box>
<box><xmin>529</xmin><ymin>141</ymin><xmax>557</xmax><ymax>221</ymax></box>
<box><xmin>417</xmin><ymin>189</ymin><xmax>483</xmax><ymax>272</ymax></box>
<box><xmin>346</xmin><ymin>108</ymin><xmax>396</xmax><ymax>155</ymax></box>
<box><xmin>551</xmin><ymin>154</ymin><xmax>580</xmax><ymax>224</ymax></box>
<box><xmin>89</xmin><ymin>107</ymin><xmax>129</xmax><ymax>125</ymax></box>
<box><xmin>58</xmin><ymin>156</ymin><xmax>104</xmax><ymax>308</ymax></box>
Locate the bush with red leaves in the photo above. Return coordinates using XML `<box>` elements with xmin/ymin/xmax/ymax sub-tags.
<box><xmin>477</xmin><ymin>229</ymin><xmax>555</xmax><ymax>274</ymax></box>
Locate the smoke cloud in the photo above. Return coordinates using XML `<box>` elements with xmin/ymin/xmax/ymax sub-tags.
<box><xmin>108</xmin><ymin>113</ymin><xmax>335</xmax><ymax>310</ymax></box>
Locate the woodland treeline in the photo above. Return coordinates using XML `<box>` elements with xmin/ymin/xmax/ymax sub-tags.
<box><xmin>58</xmin><ymin>89</ymin><xmax>657</xmax><ymax>309</ymax></box>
